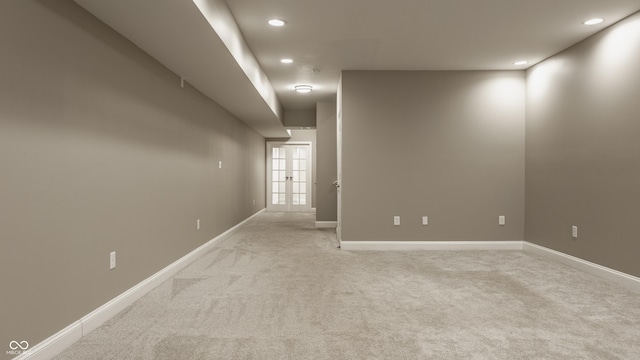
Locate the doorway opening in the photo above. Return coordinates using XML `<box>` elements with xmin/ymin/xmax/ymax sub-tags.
<box><xmin>266</xmin><ymin>142</ymin><xmax>313</xmax><ymax>212</ymax></box>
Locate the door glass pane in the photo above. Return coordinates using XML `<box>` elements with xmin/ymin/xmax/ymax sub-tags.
<box><xmin>269</xmin><ymin>144</ymin><xmax>310</xmax><ymax>210</ymax></box>
<box><xmin>270</xmin><ymin>146</ymin><xmax>288</xmax><ymax>207</ymax></box>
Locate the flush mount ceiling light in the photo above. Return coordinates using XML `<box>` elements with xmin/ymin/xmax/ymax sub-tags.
<box><xmin>268</xmin><ymin>19</ymin><xmax>286</xmax><ymax>27</ymax></box>
<box><xmin>513</xmin><ymin>60</ymin><xmax>528</xmax><ymax>66</ymax></box>
<box><xmin>280</xmin><ymin>58</ymin><xmax>293</xmax><ymax>64</ymax></box>
<box><xmin>294</xmin><ymin>85</ymin><xmax>313</xmax><ymax>93</ymax></box>
<box><xmin>583</xmin><ymin>18</ymin><xmax>604</xmax><ymax>25</ymax></box>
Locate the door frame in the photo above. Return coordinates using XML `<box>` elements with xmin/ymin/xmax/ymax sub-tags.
<box><xmin>266</xmin><ymin>141</ymin><xmax>313</xmax><ymax>212</ymax></box>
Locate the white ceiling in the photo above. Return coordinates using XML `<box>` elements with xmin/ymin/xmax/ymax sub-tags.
<box><xmin>227</xmin><ymin>0</ymin><xmax>640</xmax><ymax>110</ymax></box>
<box><xmin>74</xmin><ymin>0</ymin><xmax>640</xmax><ymax>135</ymax></box>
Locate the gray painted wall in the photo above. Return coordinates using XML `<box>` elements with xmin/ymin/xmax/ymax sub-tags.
<box><xmin>341</xmin><ymin>71</ymin><xmax>525</xmax><ymax>241</ymax></box>
<box><xmin>284</xmin><ymin>108</ymin><xmax>316</xmax><ymax>128</ymax></box>
<box><xmin>0</xmin><ymin>0</ymin><xmax>265</xmax><ymax>350</ymax></box>
<box><xmin>525</xmin><ymin>12</ymin><xmax>640</xmax><ymax>278</ymax></box>
<box><xmin>316</xmin><ymin>102</ymin><xmax>338</xmax><ymax>222</ymax></box>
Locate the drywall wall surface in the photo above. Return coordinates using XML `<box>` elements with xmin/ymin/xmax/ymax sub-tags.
<box><xmin>341</xmin><ymin>70</ymin><xmax>525</xmax><ymax>241</ymax></box>
<box><xmin>525</xmin><ymin>11</ymin><xmax>640</xmax><ymax>277</ymax></box>
<box><xmin>284</xmin><ymin>108</ymin><xmax>316</xmax><ymax>128</ymax></box>
<box><xmin>0</xmin><ymin>0</ymin><xmax>265</xmax><ymax>351</ymax></box>
<box><xmin>316</xmin><ymin>102</ymin><xmax>338</xmax><ymax>222</ymax></box>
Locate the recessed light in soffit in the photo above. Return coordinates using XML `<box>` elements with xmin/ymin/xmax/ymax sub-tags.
<box><xmin>583</xmin><ymin>18</ymin><xmax>604</xmax><ymax>25</ymax></box>
<box><xmin>513</xmin><ymin>60</ymin><xmax>528</xmax><ymax>66</ymax></box>
<box><xmin>280</xmin><ymin>58</ymin><xmax>293</xmax><ymax>64</ymax></box>
<box><xmin>268</xmin><ymin>19</ymin><xmax>286</xmax><ymax>27</ymax></box>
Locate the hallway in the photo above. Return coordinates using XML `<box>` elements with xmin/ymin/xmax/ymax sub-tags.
<box><xmin>55</xmin><ymin>212</ymin><xmax>640</xmax><ymax>359</ymax></box>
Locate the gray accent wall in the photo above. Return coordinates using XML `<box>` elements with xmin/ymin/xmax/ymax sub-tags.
<box><xmin>341</xmin><ymin>71</ymin><xmax>525</xmax><ymax>241</ymax></box>
<box><xmin>283</xmin><ymin>108</ymin><xmax>316</xmax><ymax>128</ymax></box>
<box><xmin>0</xmin><ymin>0</ymin><xmax>265</xmax><ymax>350</ymax></box>
<box><xmin>316</xmin><ymin>102</ymin><xmax>338</xmax><ymax>222</ymax></box>
<box><xmin>525</xmin><ymin>12</ymin><xmax>640</xmax><ymax>278</ymax></box>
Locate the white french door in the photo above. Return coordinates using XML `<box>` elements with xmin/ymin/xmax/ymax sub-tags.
<box><xmin>267</xmin><ymin>142</ymin><xmax>312</xmax><ymax>212</ymax></box>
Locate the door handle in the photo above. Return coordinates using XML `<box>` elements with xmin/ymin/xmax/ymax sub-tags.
<box><xmin>333</xmin><ymin>180</ymin><xmax>340</xmax><ymax>188</ymax></box>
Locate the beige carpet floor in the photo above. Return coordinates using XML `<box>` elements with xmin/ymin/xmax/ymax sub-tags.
<box><xmin>55</xmin><ymin>212</ymin><xmax>640</xmax><ymax>359</ymax></box>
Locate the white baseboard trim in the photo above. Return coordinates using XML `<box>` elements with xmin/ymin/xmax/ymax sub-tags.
<box><xmin>315</xmin><ymin>221</ymin><xmax>337</xmax><ymax>228</ymax></box>
<box><xmin>16</xmin><ymin>209</ymin><xmax>266</xmax><ymax>360</ymax></box>
<box><xmin>523</xmin><ymin>242</ymin><xmax>640</xmax><ymax>294</ymax></box>
<box><xmin>340</xmin><ymin>240</ymin><xmax>524</xmax><ymax>251</ymax></box>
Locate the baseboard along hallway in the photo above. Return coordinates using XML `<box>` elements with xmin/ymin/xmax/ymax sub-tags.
<box><xmin>52</xmin><ymin>212</ymin><xmax>640</xmax><ymax>359</ymax></box>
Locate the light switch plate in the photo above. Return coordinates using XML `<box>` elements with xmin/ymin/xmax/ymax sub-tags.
<box><xmin>110</xmin><ymin>251</ymin><xmax>116</xmax><ymax>270</ymax></box>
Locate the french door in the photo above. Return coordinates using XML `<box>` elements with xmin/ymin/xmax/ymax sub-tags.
<box><xmin>266</xmin><ymin>142</ymin><xmax>312</xmax><ymax>212</ymax></box>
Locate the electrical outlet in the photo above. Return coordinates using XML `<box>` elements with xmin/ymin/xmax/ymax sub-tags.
<box><xmin>499</xmin><ymin>216</ymin><xmax>506</xmax><ymax>226</ymax></box>
<box><xmin>422</xmin><ymin>216</ymin><xmax>428</xmax><ymax>225</ymax></box>
<box><xmin>572</xmin><ymin>226</ymin><xmax>578</xmax><ymax>238</ymax></box>
<box><xmin>196</xmin><ymin>219</ymin><xmax>200</xmax><ymax>230</ymax></box>
<box><xmin>394</xmin><ymin>216</ymin><xmax>400</xmax><ymax>226</ymax></box>
<box><xmin>252</xmin><ymin>199</ymin><xmax>256</xmax><ymax>206</ymax></box>
<box><xmin>218</xmin><ymin>160</ymin><xmax>222</xmax><ymax>169</ymax></box>
<box><xmin>109</xmin><ymin>251</ymin><xmax>116</xmax><ymax>270</ymax></box>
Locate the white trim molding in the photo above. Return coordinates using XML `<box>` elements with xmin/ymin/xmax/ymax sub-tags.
<box><xmin>315</xmin><ymin>221</ymin><xmax>337</xmax><ymax>228</ymax></box>
<box><xmin>15</xmin><ymin>209</ymin><xmax>266</xmax><ymax>360</ymax></box>
<box><xmin>523</xmin><ymin>242</ymin><xmax>640</xmax><ymax>294</ymax></box>
<box><xmin>340</xmin><ymin>240</ymin><xmax>524</xmax><ymax>251</ymax></box>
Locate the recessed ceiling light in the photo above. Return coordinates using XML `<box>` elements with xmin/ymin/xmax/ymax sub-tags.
<box><xmin>280</xmin><ymin>58</ymin><xmax>293</xmax><ymax>64</ymax></box>
<box><xmin>268</xmin><ymin>19</ymin><xmax>286</xmax><ymax>27</ymax></box>
<box><xmin>583</xmin><ymin>18</ymin><xmax>604</xmax><ymax>26</ymax></box>
<box><xmin>514</xmin><ymin>60</ymin><xmax>528</xmax><ymax>66</ymax></box>
<box><xmin>294</xmin><ymin>85</ymin><xmax>313</xmax><ymax>93</ymax></box>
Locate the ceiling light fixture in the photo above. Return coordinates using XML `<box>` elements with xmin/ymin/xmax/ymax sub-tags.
<box><xmin>583</xmin><ymin>18</ymin><xmax>604</xmax><ymax>25</ymax></box>
<box><xmin>513</xmin><ymin>60</ymin><xmax>528</xmax><ymax>66</ymax></box>
<box><xmin>294</xmin><ymin>85</ymin><xmax>313</xmax><ymax>93</ymax></box>
<box><xmin>268</xmin><ymin>19</ymin><xmax>286</xmax><ymax>27</ymax></box>
<box><xmin>280</xmin><ymin>58</ymin><xmax>293</xmax><ymax>64</ymax></box>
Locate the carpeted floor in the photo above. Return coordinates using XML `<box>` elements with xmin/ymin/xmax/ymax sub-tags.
<box><xmin>55</xmin><ymin>212</ymin><xmax>640</xmax><ymax>359</ymax></box>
